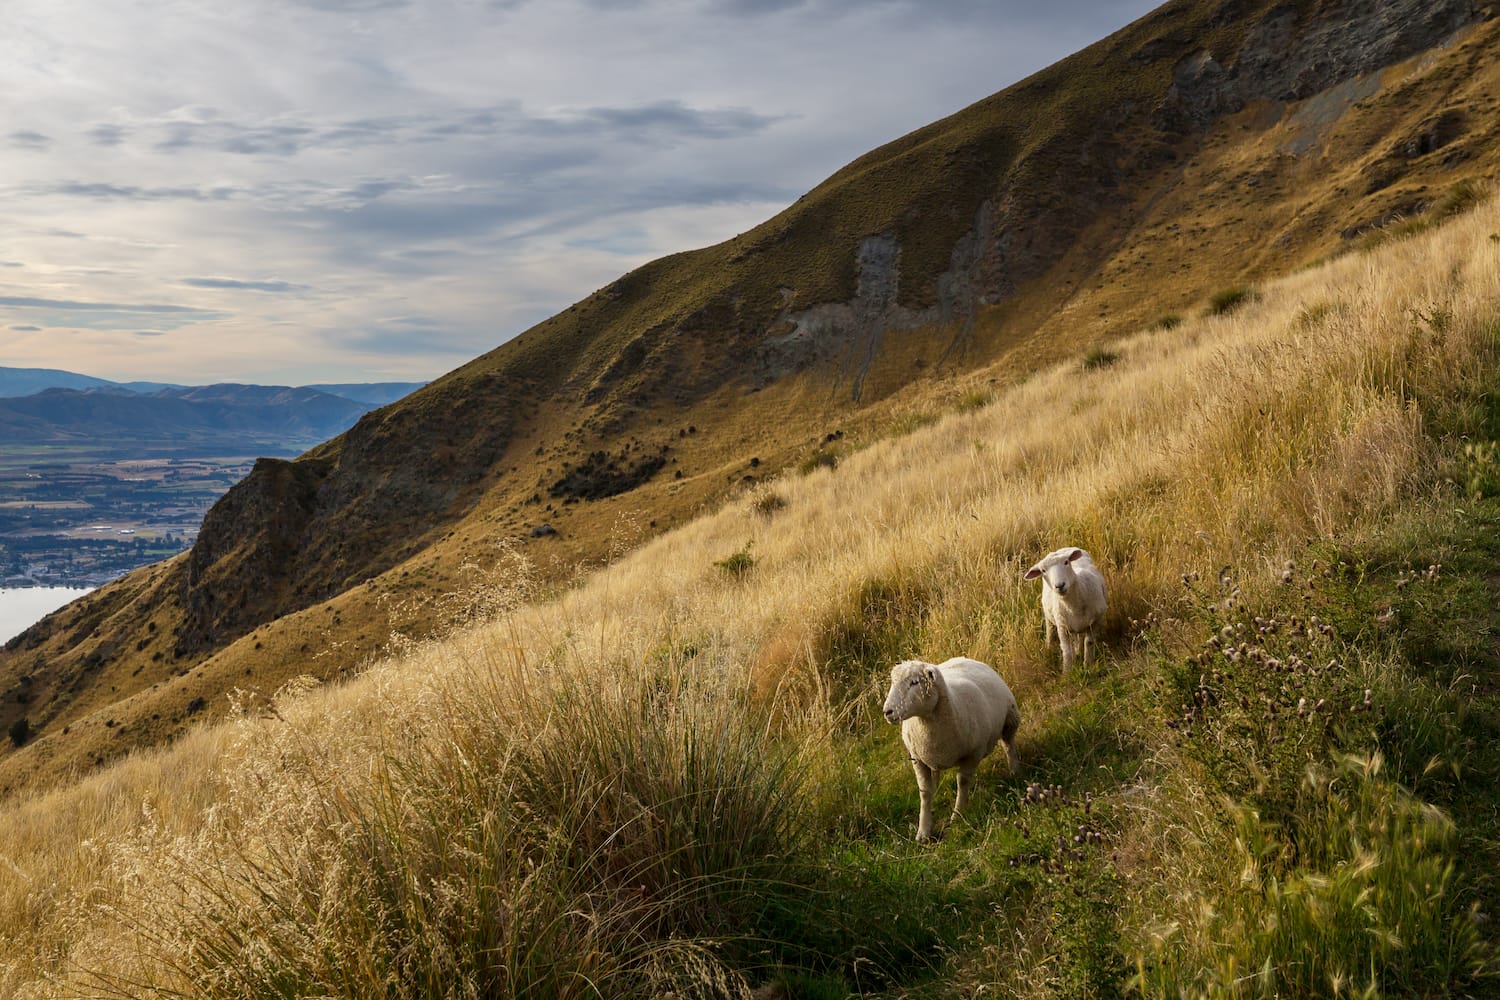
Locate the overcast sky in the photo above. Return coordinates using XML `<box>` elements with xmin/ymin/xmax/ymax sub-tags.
<box><xmin>2</xmin><ymin>0</ymin><xmax>1160</xmax><ymax>387</ymax></box>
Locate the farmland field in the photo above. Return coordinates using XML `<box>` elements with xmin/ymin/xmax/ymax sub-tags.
<box><xmin>0</xmin><ymin>446</ymin><xmax>253</xmax><ymax>587</ymax></box>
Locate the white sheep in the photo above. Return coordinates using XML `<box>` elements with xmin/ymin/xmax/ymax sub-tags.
<box><xmin>881</xmin><ymin>657</ymin><xmax>1022</xmax><ymax>842</ymax></box>
<box><xmin>1024</xmin><ymin>547</ymin><xmax>1108</xmax><ymax>672</ymax></box>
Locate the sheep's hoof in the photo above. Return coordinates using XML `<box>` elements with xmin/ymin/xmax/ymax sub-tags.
<box><xmin>916</xmin><ymin>829</ymin><xmax>943</xmax><ymax>844</ymax></box>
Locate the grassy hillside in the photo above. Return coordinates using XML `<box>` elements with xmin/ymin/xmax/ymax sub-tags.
<box><xmin>3</xmin><ymin>184</ymin><xmax>1500</xmax><ymax>997</ymax></box>
<box><xmin>6</xmin><ymin>0</ymin><xmax>1498</xmax><ymax>801</ymax></box>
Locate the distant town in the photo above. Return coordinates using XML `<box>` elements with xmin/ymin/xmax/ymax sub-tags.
<box><xmin>0</xmin><ymin>454</ymin><xmax>250</xmax><ymax>587</ymax></box>
<box><xmin>0</xmin><ymin>368</ymin><xmax>426</xmax><ymax>590</ymax></box>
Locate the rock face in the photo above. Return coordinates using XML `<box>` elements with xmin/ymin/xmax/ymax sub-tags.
<box><xmin>180</xmin><ymin>457</ymin><xmax>330</xmax><ymax>654</ymax></box>
<box><xmin>762</xmin><ymin>0</ymin><xmax>1487</xmax><ymax>402</ymax></box>
<box><xmin>1160</xmin><ymin>0</ymin><xmax>1479</xmax><ymax>131</ymax></box>
<box><xmin>177</xmin><ymin>373</ymin><xmax>518</xmax><ymax>654</ymax></box>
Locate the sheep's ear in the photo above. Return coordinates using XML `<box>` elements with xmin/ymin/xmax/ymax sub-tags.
<box><xmin>1067</xmin><ymin>549</ymin><xmax>1085</xmax><ymax>562</ymax></box>
<box><xmin>1023</xmin><ymin>566</ymin><xmax>1042</xmax><ymax>580</ymax></box>
<box><xmin>924</xmin><ymin>664</ymin><xmax>938</xmax><ymax>681</ymax></box>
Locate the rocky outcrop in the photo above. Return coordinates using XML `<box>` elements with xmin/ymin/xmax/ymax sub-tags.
<box><xmin>758</xmin><ymin>201</ymin><xmax>1008</xmax><ymax>400</ymax></box>
<box><xmin>175</xmin><ymin>374</ymin><xmax>518</xmax><ymax>655</ymax></box>
<box><xmin>756</xmin><ymin>0</ymin><xmax>1486</xmax><ymax>407</ymax></box>
<box><xmin>178</xmin><ymin>456</ymin><xmax>331</xmax><ymax>654</ymax></box>
<box><xmin>1159</xmin><ymin>0</ymin><xmax>1480</xmax><ymax>132</ymax></box>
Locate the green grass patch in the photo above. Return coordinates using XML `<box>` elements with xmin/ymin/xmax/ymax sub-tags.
<box><xmin>955</xmin><ymin>389</ymin><xmax>994</xmax><ymax>413</ymax></box>
<box><xmin>714</xmin><ymin>541</ymin><xmax>756</xmax><ymax>577</ymax></box>
<box><xmin>1129</xmin><ymin>498</ymin><xmax>1500</xmax><ymax>998</ymax></box>
<box><xmin>1082</xmin><ymin>347</ymin><xmax>1121</xmax><ymax>371</ymax></box>
<box><xmin>889</xmin><ymin>410</ymin><xmax>941</xmax><ymax>437</ymax></box>
<box><xmin>798</xmin><ymin>448</ymin><xmax>841</xmax><ymax>476</ymax></box>
<box><xmin>1203</xmin><ymin>285</ymin><xmax>1257</xmax><ymax>317</ymax></box>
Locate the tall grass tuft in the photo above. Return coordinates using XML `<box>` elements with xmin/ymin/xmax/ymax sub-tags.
<box><xmin>1204</xmin><ymin>285</ymin><xmax>1257</xmax><ymax>316</ymax></box>
<box><xmin>91</xmin><ymin>660</ymin><xmax>807</xmax><ymax>999</ymax></box>
<box><xmin>1126</xmin><ymin>550</ymin><xmax>1497</xmax><ymax>999</ymax></box>
<box><xmin>1132</xmin><ymin>754</ymin><xmax>1489</xmax><ymax>999</ymax></box>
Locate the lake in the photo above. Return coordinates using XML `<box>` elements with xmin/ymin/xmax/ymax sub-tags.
<box><xmin>0</xmin><ymin>587</ymin><xmax>93</xmax><ymax>644</ymax></box>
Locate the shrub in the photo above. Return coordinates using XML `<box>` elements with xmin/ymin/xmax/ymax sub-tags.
<box><xmin>1461</xmin><ymin>440</ymin><xmax>1500</xmax><ymax>499</ymax></box>
<box><xmin>1430</xmin><ymin>178</ymin><xmax>1484</xmax><ymax>219</ymax></box>
<box><xmin>750</xmin><ymin>489</ymin><xmax>789</xmax><ymax>518</ymax></box>
<box><xmin>1131</xmin><ymin>548</ymin><xmax>1498</xmax><ymax>999</ymax></box>
<box><xmin>7</xmin><ymin>717</ymin><xmax>29</xmax><ymax>748</ymax></box>
<box><xmin>798</xmin><ymin>449</ymin><xmax>840</xmax><ymax>476</ymax></box>
<box><xmin>1082</xmin><ymin>347</ymin><xmax>1120</xmax><ymax>371</ymax></box>
<box><xmin>715</xmin><ymin>543</ymin><xmax>755</xmax><ymax>578</ymax></box>
<box><xmin>1132</xmin><ymin>755</ymin><xmax>1490</xmax><ymax>999</ymax></box>
<box><xmin>889</xmin><ymin>411</ymin><xmax>939</xmax><ymax>437</ymax></box>
<box><xmin>956</xmin><ymin>389</ymin><xmax>994</xmax><ymax>413</ymax></box>
<box><xmin>1294</xmin><ymin>300</ymin><xmax>1340</xmax><ymax>330</ymax></box>
<box><xmin>1204</xmin><ymin>286</ymin><xmax>1256</xmax><ymax>317</ymax></box>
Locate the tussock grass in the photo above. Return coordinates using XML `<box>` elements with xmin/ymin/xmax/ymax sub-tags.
<box><xmin>1132</xmin><ymin>751</ymin><xmax>1487</xmax><ymax>999</ymax></box>
<box><xmin>6</xmin><ymin>197</ymin><xmax>1500</xmax><ymax>996</ymax></box>
<box><xmin>1204</xmin><ymin>285</ymin><xmax>1258</xmax><ymax>317</ymax></box>
<box><xmin>1082</xmin><ymin>346</ymin><xmax>1121</xmax><ymax>370</ymax></box>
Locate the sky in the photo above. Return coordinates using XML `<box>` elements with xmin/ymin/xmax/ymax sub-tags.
<box><xmin>2</xmin><ymin>0</ymin><xmax>1161</xmax><ymax>388</ymax></box>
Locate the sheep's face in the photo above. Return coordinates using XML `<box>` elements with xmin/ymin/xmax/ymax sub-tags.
<box><xmin>883</xmin><ymin>660</ymin><xmax>938</xmax><ymax>723</ymax></box>
<box><xmin>1025</xmin><ymin>548</ymin><xmax>1085</xmax><ymax>596</ymax></box>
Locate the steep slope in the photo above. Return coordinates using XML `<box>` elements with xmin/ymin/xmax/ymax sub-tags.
<box><xmin>2</xmin><ymin>0</ymin><xmax>1497</xmax><ymax>797</ymax></box>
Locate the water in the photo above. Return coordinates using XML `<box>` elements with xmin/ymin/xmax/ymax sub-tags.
<box><xmin>0</xmin><ymin>587</ymin><xmax>93</xmax><ymax>644</ymax></box>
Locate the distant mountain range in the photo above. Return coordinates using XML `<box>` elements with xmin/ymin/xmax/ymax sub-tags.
<box><xmin>0</xmin><ymin>367</ymin><xmax>181</xmax><ymax>398</ymax></box>
<box><xmin>0</xmin><ymin>367</ymin><xmax>422</xmax><ymax>407</ymax></box>
<box><xmin>0</xmin><ymin>367</ymin><xmax>426</xmax><ymax>456</ymax></box>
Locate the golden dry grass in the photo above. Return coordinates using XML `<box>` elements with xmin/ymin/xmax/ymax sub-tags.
<box><xmin>2</xmin><ymin>192</ymin><xmax>1498</xmax><ymax>997</ymax></box>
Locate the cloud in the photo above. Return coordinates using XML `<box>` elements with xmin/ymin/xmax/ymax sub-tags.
<box><xmin>105</xmin><ymin>100</ymin><xmax>780</xmax><ymax>160</ymax></box>
<box><xmin>529</xmin><ymin>101</ymin><xmax>784</xmax><ymax>141</ymax></box>
<box><xmin>88</xmin><ymin>124</ymin><xmax>128</xmax><ymax>146</ymax></box>
<box><xmin>333</xmin><ymin>325</ymin><xmax>482</xmax><ymax>357</ymax></box>
<box><xmin>43</xmin><ymin>181</ymin><xmax>240</xmax><ymax>202</ymax></box>
<box><xmin>306</xmin><ymin>176</ymin><xmax>792</xmax><ymax>253</ymax></box>
<box><xmin>10</xmin><ymin>325</ymin><xmax>42</xmax><ymax>332</ymax></box>
<box><xmin>290</xmin><ymin>0</ymin><xmax>412</xmax><ymax>9</ymax></box>
<box><xmin>700</xmin><ymin>0</ymin><xmax>1142</xmax><ymax>22</ymax></box>
<box><xmin>0</xmin><ymin>295</ymin><xmax>214</xmax><ymax>315</ymax></box>
<box><xmin>0</xmin><ymin>296</ymin><xmax>221</xmax><ymax>333</ymax></box>
<box><xmin>9</xmin><ymin>130</ymin><xmax>51</xmax><ymax>150</ymax></box>
<box><xmin>181</xmin><ymin>277</ymin><xmax>311</xmax><ymax>293</ymax></box>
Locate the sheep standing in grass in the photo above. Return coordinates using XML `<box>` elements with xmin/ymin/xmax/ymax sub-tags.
<box><xmin>1025</xmin><ymin>547</ymin><xmax>1108</xmax><ymax>672</ymax></box>
<box><xmin>882</xmin><ymin>657</ymin><xmax>1021</xmax><ymax>842</ymax></box>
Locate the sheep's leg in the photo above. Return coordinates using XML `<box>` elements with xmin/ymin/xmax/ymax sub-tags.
<box><xmin>1059</xmin><ymin>630</ymin><xmax>1076</xmax><ymax>672</ymax></box>
<box><xmin>912</xmin><ymin>759</ymin><xmax>937</xmax><ymax>842</ymax></box>
<box><xmin>1002</xmin><ymin>707</ymin><xmax>1022</xmax><ymax>774</ymax></box>
<box><xmin>1083</xmin><ymin>627</ymin><xmax>1094</xmax><ymax>666</ymax></box>
<box><xmin>1044</xmin><ymin>616</ymin><xmax>1055</xmax><ymax>648</ymax></box>
<box><xmin>953</xmin><ymin>762</ymin><xmax>978</xmax><ymax>820</ymax></box>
